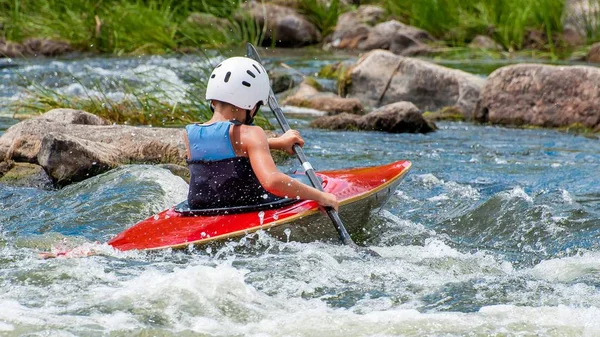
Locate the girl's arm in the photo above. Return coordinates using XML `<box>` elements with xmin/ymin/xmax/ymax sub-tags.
<box><xmin>267</xmin><ymin>129</ymin><xmax>304</xmax><ymax>154</ymax></box>
<box><xmin>244</xmin><ymin>126</ymin><xmax>338</xmax><ymax>210</ymax></box>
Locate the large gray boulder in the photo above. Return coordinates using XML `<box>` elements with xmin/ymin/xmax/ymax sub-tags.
<box><xmin>345</xmin><ymin>50</ymin><xmax>485</xmax><ymax>118</ymax></box>
<box><xmin>474</xmin><ymin>64</ymin><xmax>600</xmax><ymax>131</ymax></box>
<box><xmin>241</xmin><ymin>2</ymin><xmax>321</xmax><ymax>47</ymax></box>
<box><xmin>0</xmin><ymin>109</ymin><xmax>185</xmax><ymax>186</ymax></box>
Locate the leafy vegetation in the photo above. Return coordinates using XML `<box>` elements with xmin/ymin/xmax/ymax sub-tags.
<box><xmin>382</xmin><ymin>0</ymin><xmax>568</xmax><ymax>51</ymax></box>
<box><xmin>0</xmin><ymin>0</ymin><xmax>259</xmax><ymax>54</ymax></box>
<box><xmin>1</xmin><ymin>0</ymin><xmax>599</xmax><ymax>56</ymax></box>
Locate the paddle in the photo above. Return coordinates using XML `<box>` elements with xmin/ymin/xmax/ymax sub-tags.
<box><xmin>245</xmin><ymin>43</ymin><xmax>380</xmax><ymax>258</ymax></box>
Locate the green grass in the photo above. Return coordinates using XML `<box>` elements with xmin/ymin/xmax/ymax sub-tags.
<box><xmin>8</xmin><ymin>71</ymin><xmax>272</xmax><ymax>129</ymax></box>
<box><xmin>0</xmin><ymin>0</ymin><xmax>260</xmax><ymax>54</ymax></box>
<box><xmin>298</xmin><ymin>0</ymin><xmax>344</xmax><ymax>37</ymax></box>
<box><xmin>382</xmin><ymin>0</ymin><xmax>567</xmax><ymax>51</ymax></box>
<box><xmin>2</xmin><ymin>0</ymin><xmax>599</xmax><ymax>57</ymax></box>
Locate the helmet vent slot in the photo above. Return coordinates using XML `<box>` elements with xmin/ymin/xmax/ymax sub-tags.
<box><xmin>252</xmin><ymin>64</ymin><xmax>261</xmax><ymax>74</ymax></box>
<box><xmin>210</xmin><ymin>74</ymin><xmax>216</xmax><ymax>78</ymax></box>
<box><xmin>242</xmin><ymin>81</ymin><xmax>251</xmax><ymax>87</ymax></box>
<box><xmin>224</xmin><ymin>72</ymin><xmax>231</xmax><ymax>83</ymax></box>
<box><xmin>246</xmin><ymin>70</ymin><xmax>256</xmax><ymax>78</ymax></box>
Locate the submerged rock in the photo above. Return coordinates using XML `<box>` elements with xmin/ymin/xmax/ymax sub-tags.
<box><xmin>345</xmin><ymin>50</ymin><xmax>485</xmax><ymax>118</ymax></box>
<box><xmin>475</xmin><ymin>64</ymin><xmax>600</xmax><ymax>131</ymax></box>
<box><xmin>310</xmin><ymin>101</ymin><xmax>436</xmax><ymax>134</ymax></box>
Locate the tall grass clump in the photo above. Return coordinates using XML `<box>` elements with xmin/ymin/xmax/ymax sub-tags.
<box><xmin>383</xmin><ymin>0</ymin><xmax>566</xmax><ymax>51</ymax></box>
<box><xmin>0</xmin><ymin>0</ymin><xmax>262</xmax><ymax>53</ymax></box>
<box><xmin>298</xmin><ymin>0</ymin><xmax>343</xmax><ymax>37</ymax></box>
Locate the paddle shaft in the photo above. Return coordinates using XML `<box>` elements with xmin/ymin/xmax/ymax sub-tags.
<box><xmin>245</xmin><ymin>43</ymin><xmax>382</xmax><ymax>256</ymax></box>
<box><xmin>267</xmin><ymin>92</ymin><xmax>355</xmax><ymax>246</ymax></box>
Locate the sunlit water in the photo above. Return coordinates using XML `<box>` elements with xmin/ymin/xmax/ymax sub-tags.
<box><xmin>0</xmin><ymin>53</ymin><xmax>599</xmax><ymax>336</ymax></box>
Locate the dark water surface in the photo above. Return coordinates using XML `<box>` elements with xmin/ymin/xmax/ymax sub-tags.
<box><xmin>0</xmin><ymin>53</ymin><xmax>599</xmax><ymax>336</ymax></box>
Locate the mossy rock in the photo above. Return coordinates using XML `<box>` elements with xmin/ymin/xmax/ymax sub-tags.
<box><xmin>0</xmin><ymin>162</ymin><xmax>54</xmax><ymax>189</ymax></box>
<box><xmin>423</xmin><ymin>106</ymin><xmax>466</xmax><ymax>122</ymax></box>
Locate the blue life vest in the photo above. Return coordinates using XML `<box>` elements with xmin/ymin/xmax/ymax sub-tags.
<box><xmin>185</xmin><ymin>121</ymin><xmax>282</xmax><ymax>209</ymax></box>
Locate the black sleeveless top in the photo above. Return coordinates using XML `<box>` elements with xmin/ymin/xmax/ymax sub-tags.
<box><xmin>187</xmin><ymin>156</ymin><xmax>283</xmax><ymax>209</ymax></box>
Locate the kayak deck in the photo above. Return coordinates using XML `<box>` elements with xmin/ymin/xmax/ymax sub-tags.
<box><xmin>108</xmin><ymin>160</ymin><xmax>411</xmax><ymax>251</ymax></box>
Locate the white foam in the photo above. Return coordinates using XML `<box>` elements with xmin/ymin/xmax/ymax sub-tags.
<box><xmin>416</xmin><ymin>174</ymin><xmax>443</xmax><ymax>187</ymax></box>
<box><xmin>529</xmin><ymin>252</ymin><xmax>600</xmax><ymax>283</ymax></box>
<box><xmin>281</xmin><ymin>105</ymin><xmax>327</xmax><ymax>116</ymax></box>
<box><xmin>500</xmin><ymin>186</ymin><xmax>533</xmax><ymax>203</ymax></box>
<box><xmin>133</xmin><ymin>166</ymin><xmax>188</xmax><ymax>208</ymax></box>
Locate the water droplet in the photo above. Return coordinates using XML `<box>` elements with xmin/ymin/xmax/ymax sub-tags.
<box><xmin>258</xmin><ymin>211</ymin><xmax>265</xmax><ymax>225</ymax></box>
<box><xmin>153</xmin><ymin>214</ymin><xmax>159</xmax><ymax>220</ymax></box>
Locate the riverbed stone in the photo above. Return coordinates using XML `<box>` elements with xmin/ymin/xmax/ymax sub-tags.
<box><xmin>357</xmin><ymin>20</ymin><xmax>434</xmax><ymax>55</ymax></box>
<box><xmin>310</xmin><ymin>101</ymin><xmax>436</xmax><ymax>133</ymax></box>
<box><xmin>357</xmin><ymin>102</ymin><xmax>437</xmax><ymax>133</ymax></box>
<box><xmin>22</xmin><ymin>38</ymin><xmax>72</xmax><ymax>57</ymax></box>
<box><xmin>468</xmin><ymin>35</ymin><xmax>504</xmax><ymax>51</ymax></box>
<box><xmin>309</xmin><ymin>113</ymin><xmax>360</xmax><ymax>130</ymax></box>
<box><xmin>329</xmin><ymin>11</ymin><xmax>371</xmax><ymax>49</ymax></box>
<box><xmin>0</xmin><ymin>38</ymin><xmax>72</xmax><ymax>58</ymax></box>
<box><xmin>474</xmin><ymin>64</ymin><xmax>600</xmax><ymax>131</ymax></box>
<box><xmin>241</xmin><ymin>2</ymin><xmax>321</xmax><ymax>47</ymax></box>
<box><xmin>345</xmin><ymin>50</ymin><xmax>485</xmax><ymax>118</ymax></box>
<box><xmin>40</xmin><ymin>108</ymin><xmax>110</xmax><ymax>126</ymax></box>
<box><xmin>0</xmin><ymin>111</ymin><xmax>186</xmax><ymax>186</ymax></box>
<box><xmin>587</xmin><ymin>43</ymin><xmax>600</xmax><ymax>63</ymax></box>
<box><xmin>282</xmin><ymin>81</ymin><xmax>364</xmax><ymax>114</ymax></box>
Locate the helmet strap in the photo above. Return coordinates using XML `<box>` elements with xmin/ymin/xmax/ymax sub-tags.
<box><xmin>244</xmin><ymin>109</ymin><xmax>254</xmax><ymax>125</ymax></box>
<box><xmin>244</xmin><ymin>102</ymin><xmax>263</xmax><ymax>125</ymax></box>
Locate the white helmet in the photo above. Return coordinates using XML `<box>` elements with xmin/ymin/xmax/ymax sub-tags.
<box><xmin>205</xmin><ymin>57</ymin><xmax>270</xmax><ymax>110</ymax></box>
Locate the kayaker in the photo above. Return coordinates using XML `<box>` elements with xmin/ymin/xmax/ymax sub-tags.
<box><xmin>183</xmin><ymin>56</ymin><xmax>339</xmax><ymax>212</ymax></box>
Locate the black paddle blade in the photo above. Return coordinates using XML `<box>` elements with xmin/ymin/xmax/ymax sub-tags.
<box><xmin>246</xmin><ymin>43</ymin><xmax>262</xmax><ymax>64</ymax></box>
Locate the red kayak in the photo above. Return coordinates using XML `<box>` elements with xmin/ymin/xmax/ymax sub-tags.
<box><xmin>108</xmin><ymin>160</ymin><xmax>411</xmax><ymax>251</ymax></box>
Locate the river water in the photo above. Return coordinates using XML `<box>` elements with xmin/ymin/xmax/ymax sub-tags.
<box><xmin>0</xmin><ymin>52</ymin><xmax>599</xmax><ymax>336</ymax></box>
